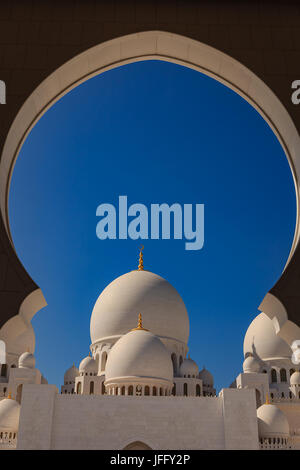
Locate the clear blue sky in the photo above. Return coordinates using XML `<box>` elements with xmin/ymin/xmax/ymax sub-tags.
<box><xmin>9</xmin><ymin>60</ymin><xmax>296</xmax><ymax>391</ymax></box>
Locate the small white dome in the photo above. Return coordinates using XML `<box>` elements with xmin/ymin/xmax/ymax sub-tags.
<box><xmin>79</xmin><ymin>355</ymin><xmax>97</xmax><ymax>374</ymax></box>
<box><xmin>64</xmin><ymin>364</ymin><xmax>79</xmax><ymax>383</ymax></box>
<box><xmin>290</xmin><ymin>371</ymin><xmax>300</xmax><ymax>385</ymax></box>
<box><xmin>90</xmin><ymin>270</ymin><xmax>189</xmax><ymax>346</ymax></box>
<box><xmin>199</xmin><ymin>367</ymin><xmax>214</xmax><ymax>386</ymax></box>
<box><xmin>257</xmin><ymin>404</ymin><xmax>289</xmax><ymax>438</ymax></box>
<box><xmin>18</xmin><ymin>351</ymin><xmax>35</xmax><ymax>369</ymax></box>
<box><xmin>243</xmin><ymin>355</ymin><xmax>261</xmax><ymax>373</ymax></box>
<box><xmin>244</xmin><ymin>313</ymin><xmax>291</xmax><ymax>361</ymax></box>
<box><xmin>105</xmin><ymin>329</ymin><xmax>173</xmax><ymax>383</ymax></box>
<box><xmin>0</xmin><ymin>398</ymin><xmax>20</xmax><ymax>431</ymax></box>
<box><xmin>179</xmin><ymin>357</ymin><xmax>199</xmax><ymax>378</ymax></box>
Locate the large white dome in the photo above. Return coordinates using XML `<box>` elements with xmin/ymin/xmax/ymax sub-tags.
<box><xmin>243</xmin><ymin>312</ymin><xmax>291</xmax><ymax>361</ymax></box>
<box><xmin>257</xmin><ymin>404</ymin><xmax>289</xmax><ymax>438</ymax></box>
<box><xmin>105</xmin><ymin>329</ymin><xmax>173</xmax><ymax>383</ymax></box>
<box><xmin>90</xmin><ymin>270</ymin><xmax>189</xmax><ymax>345</ymax></box>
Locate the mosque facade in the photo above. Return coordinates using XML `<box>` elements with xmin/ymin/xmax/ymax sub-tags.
<box><xmin>0</xmin><ymin>250</ymin><xmax>300</xmax><ymax>450</ymax></box>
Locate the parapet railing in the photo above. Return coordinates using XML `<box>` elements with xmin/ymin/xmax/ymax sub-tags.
<box><xmin>270</xmin><ymin>396</ymin><xmax>300</xmax><ymax>403</ymax></box>
<box><xmin>0</xmin><ymin>431</ymin><xmax>17</xmax><ymax>448</ymax></box>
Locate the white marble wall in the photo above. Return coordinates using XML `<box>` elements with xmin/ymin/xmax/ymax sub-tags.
<box><xmin>16</xmin><ymin>384</ymin><xmax>259</xmax><ymax>450</ymax></box>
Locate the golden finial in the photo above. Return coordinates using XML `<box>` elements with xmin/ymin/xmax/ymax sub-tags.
<box><xmin>131</xmin><ymin>314</ymin><xmax>148</xmax><ymax>332</ymax></box>
<box><xmin>138</xmin><ymin>245</ymin><xmax>144</xmax><ymax>271</ymax></box>
<box><xmin>7</xmin><ymin>391</ymin><xmax>11</xmax><ymax>399</ymax></box>
<box><xmin>88</xmin><ymin>352</ymin><xmax>91</xmax><ymax>357</ymax></box>
<box><xmin>265</xmin><ymin>393</ymin><xmax>270</xmax><ymax>405</ymax></box>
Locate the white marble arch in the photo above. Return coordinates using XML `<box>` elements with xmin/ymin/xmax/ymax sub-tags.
<box><xmin>1</xmin><ymin>31</ymin><xmax>299</xmax><ymax>343</ymax></box>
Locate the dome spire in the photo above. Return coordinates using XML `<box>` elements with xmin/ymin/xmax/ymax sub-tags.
<box><xmin>131</xmin><ymin>313</ymin><xmax>148</xmax><ymax>332</ymax></box>
<box><xmin>138</xmin><ymin>245</ymin><xmax>144</xmax><ymax>271</ymax></box>
<box><xmin>265</xmin><ymin>393</ymin><xmax>270</xmax><ymax>405</ymax></box>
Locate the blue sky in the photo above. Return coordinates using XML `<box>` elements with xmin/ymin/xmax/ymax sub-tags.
<box><xmin>9</xmin><ymin>60</ymin><xmax>296</xmax><ymax>391</ymax></box>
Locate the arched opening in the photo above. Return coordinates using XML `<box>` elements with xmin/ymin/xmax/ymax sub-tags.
<box><xmin>196</xmin><ymin>384</ymin><xmax>201</xmax><ymax>396</ymax></box>
<box><xmin>271</xmin><ymin>369</ymin><xmax>277</xmax><ymax>383</ymax></box>
<box><xmin>128</xmin><ymin>386</ymin><xmax>133</xmax><ymax>396</ymax></box>
<box><xmin>145</xmin><ymin>386</ymin><xmax>150</xmax><ymax>396</ymax></box>
<box><xmin>123</xmin><ymin>441</ymin><xmax>152</xmax><ymax>450</ymax></box>
<box><xmin>255</xmin><ymin>389</ymin><xmax>261</xmax><ymax>408</ymax></box>
<box><xmin>153</xmin><ymin>386</ymin><xmax>157</xmax><ymax>396</ymax></box>
<box><xmin>101</xmin><ymin>352</ymin><xmax>107</xmax><ymax>372</ymax></box>
<box><xmin>0</xmin><ymin>364</ymin><xmax>7</xmax><ymax>377</ymax></box>
<box><xmin>121</xmin><ymin>386</ymin><xmax>125</xmax><ymax>395</ymax></box>
<box><xmin>171</xmin><ymin>353</ymin><xmax>177</xmax><ymax>376</ymax></box>
<box><xmin>280</xmin><ymin>369</ymin><xmax>287</xmax><ymax>382</ymax></box>
<box><xmin>5</xmin><ymin>30</ymin><xmax>298</xmax><ymax>392</ymax></box>
<box><xmin>172</xmin><ymin>384</ymin><xmax>176</xmax><ymax>396</ymax></box>
<box><xmin>184</xmin><ymin>383</ymin><xmax>188</xmax><ymax>396</ymax></box>
<box><xmin>89</xmin><ymin>381</ymin><xmax>94</xmax><ymax>394</ymax></box>
<box><xmin>16</xmin><ymin>384</ymin><xmax>23</xmax><ymax>404</ymax></box>
<box><xmin>76</xmin><ymin>382</ymin><xmax>81</xmax><ymax>394</ymax></box>
<box><xmin>101</xmin><ymin>381</ymin><xmax>105</xmax><ymax>395</ymax></box>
